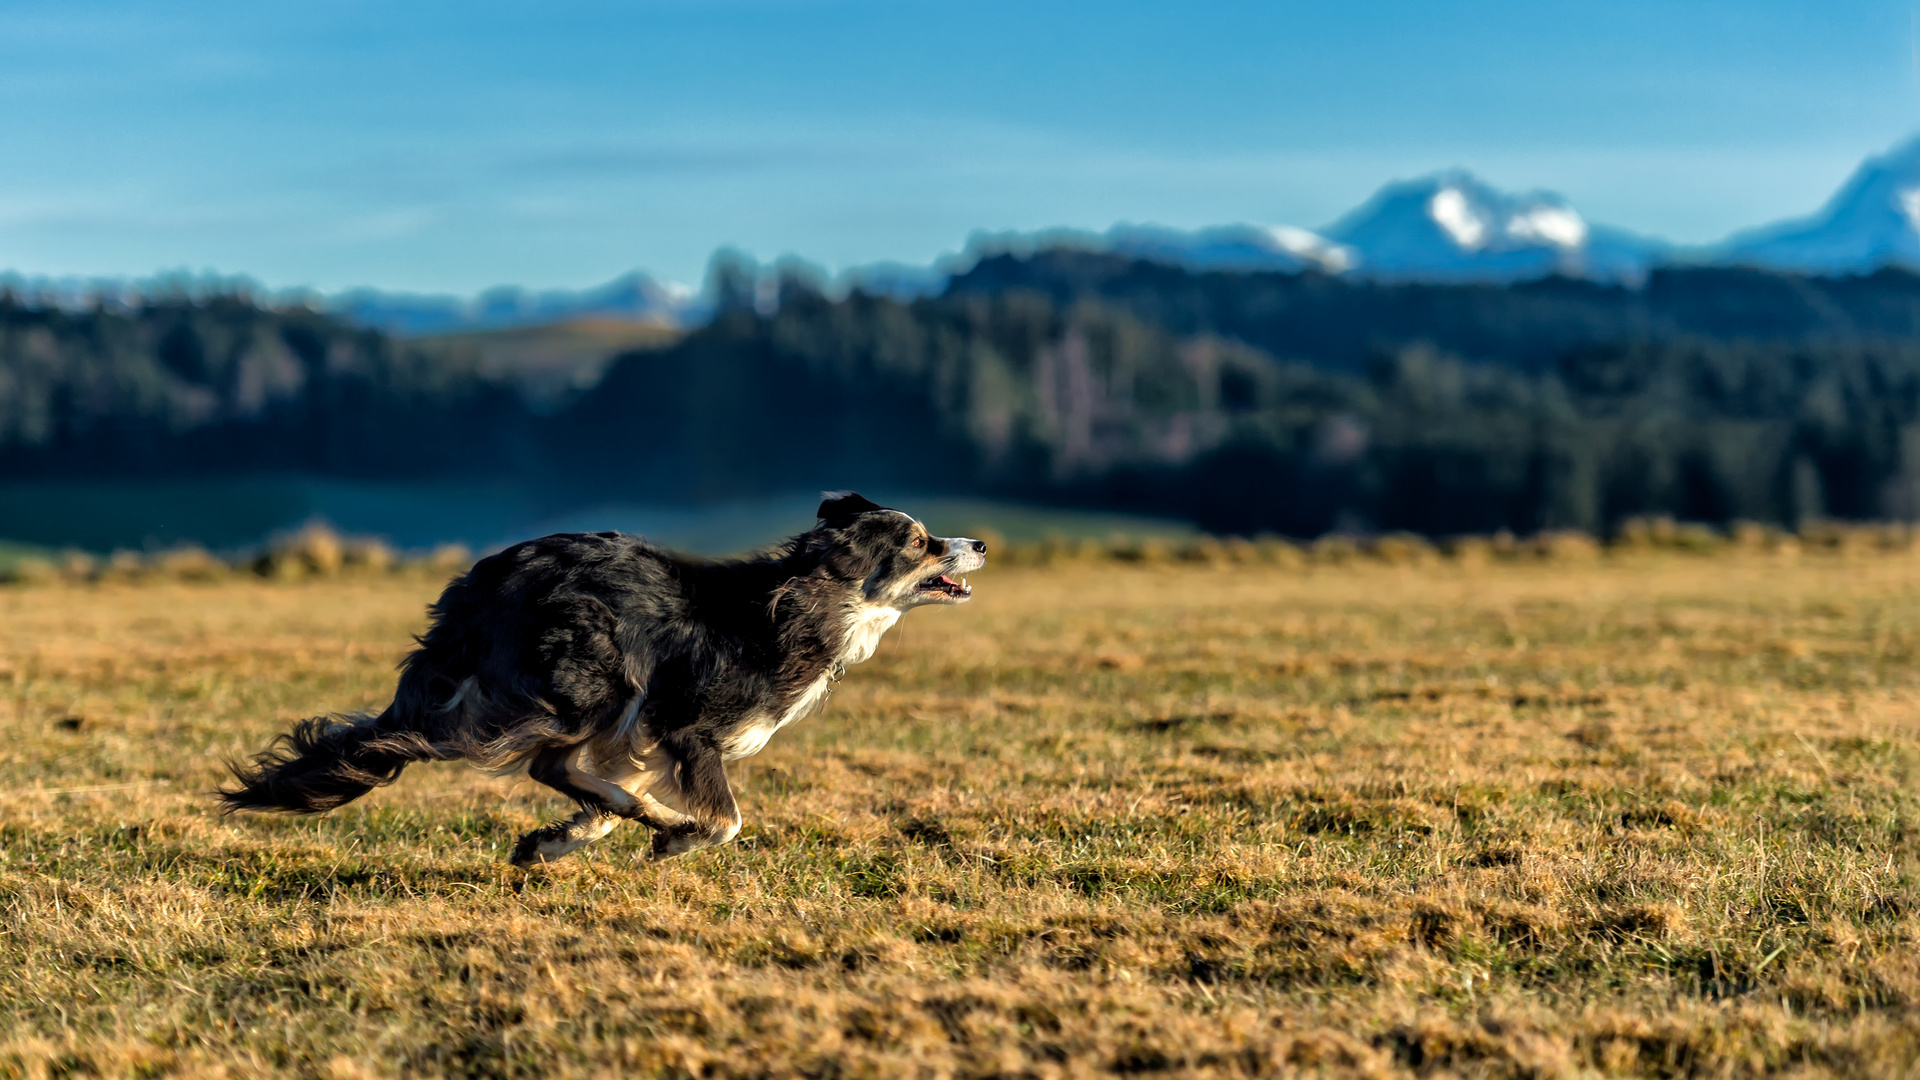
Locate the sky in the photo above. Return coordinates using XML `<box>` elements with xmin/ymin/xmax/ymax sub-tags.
<box><xmin>3</xmin><ymin>0</ymin><xmax>1919</xmax><ymax>294</ymax></box>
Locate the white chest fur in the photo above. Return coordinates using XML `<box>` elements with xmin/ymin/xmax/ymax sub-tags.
<box><xmin>715</xmin><ymin>605</ymin><xmax>904</xmax><ymax>762</ymax></box>
<box><xmin>840</xmin><ymin>605</ymin><xmax>901</xmax><ymax>666</ymax></box>
<box><xmin>719</xmin><ymin>672</ymin><xmax>833</xmax><ymax>760</ymax></box>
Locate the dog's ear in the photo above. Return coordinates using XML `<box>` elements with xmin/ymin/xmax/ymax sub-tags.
<box><xmin>818</xmin><ymin>491</ymin><xmax>884</xmax><ymax>521</ymax></box>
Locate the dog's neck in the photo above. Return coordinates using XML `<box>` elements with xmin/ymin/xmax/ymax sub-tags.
<box><xmin>838</xmin><ymin>604</ymin><xmax>901</xmax><ymax>667</ymax></box>
<box><xmin>767</xmin><ymin>566</ymin><xmax>904</xmax><ymax>680</ymax></box>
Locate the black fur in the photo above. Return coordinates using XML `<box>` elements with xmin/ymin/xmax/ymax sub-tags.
<box><xmin>816</xmin><ymin>491</ymin><xmax>886</xmax><ymax>520</ymax></box>
<box><xmin>218</xmin><ymin>492</ymin><xmax>986</xmax><ymax>866</ymax></box>
<box><xmin>214</xmin><ymin>714</ymin><xmax>454</xmax><ymax>814</ymax></box>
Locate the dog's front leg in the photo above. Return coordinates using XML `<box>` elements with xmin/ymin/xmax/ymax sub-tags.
<box><xmin>648</xmin><ymin>734</ymin><xmax>741</xmax><ymax>860</ymax></box>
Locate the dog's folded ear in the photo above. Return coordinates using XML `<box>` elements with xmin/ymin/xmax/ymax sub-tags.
<box><xmin>817</xmin><ymin>491</ymin><xmax>885</xmax><ymax>521</ymax></box>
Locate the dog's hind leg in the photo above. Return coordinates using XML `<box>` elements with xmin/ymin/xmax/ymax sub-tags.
<box><xmin>510</xmin><ymin>807</ymin><xmax>621</xmax><ymax>867</ymax></box>
<box><xmin>582</xmin><ymin>744</ymin><xmax>698</xmax><ymax>833</ymax></box>
<box><xmin>507</xmin><ymin>735</ymin><xmax>740</xmax><ymax>865</ymax></box>
<box><xmin>508</xmin><ymin>742</ymin><xmax>643</xmax><ymax>867</ymax></box>
<box><xmin>525</xmin><ymin>742</ymin><xmax>643</xmax><ymax>818</ymax></box>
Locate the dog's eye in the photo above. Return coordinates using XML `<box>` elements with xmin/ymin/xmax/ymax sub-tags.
<box><xmin>910</xmin><ymin>536</ymin><xmax>924</xmax><ymax>548</ymax></box>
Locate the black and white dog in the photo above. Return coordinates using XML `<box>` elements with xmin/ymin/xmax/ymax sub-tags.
<box><xmin>219</xmin><ymin>492</ymin><xmax>985</xmax><ymax>865</ymax></box>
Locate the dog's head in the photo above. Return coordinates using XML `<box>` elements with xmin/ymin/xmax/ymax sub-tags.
<box><xmin>810</xmin><ymin>491</ymin><xmax>986</xmax><ymax>608</ymax></box>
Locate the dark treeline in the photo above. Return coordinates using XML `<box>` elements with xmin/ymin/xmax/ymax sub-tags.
<box><xmin>6</xmin><ymin>260</ymin><xmax>1920</xmax><ymax>538</ymax></box>
<box><xmin>0</xmin><ymin>294</ymin><xmax>527</xmax><ymax>479</ymax></box>
<box><xmin>950</xmin><ymin>250</ymin><xmax>1920</xmax><ymax>372</ymax></box>
<box><xmin>558</xmin><ymin>282</ymin><xmax>1920</xmax><ymax>535</ymax></box>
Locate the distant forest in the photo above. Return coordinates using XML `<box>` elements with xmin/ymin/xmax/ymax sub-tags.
<box><xmin>0</xmin><ymin>295</ymin><xmax>527</xmax><ymax>479</ymax></box>
<box><xmin>7</xmin><ymin>255</ymin><xmax>1920</xmax><ymax>537</ymax></box>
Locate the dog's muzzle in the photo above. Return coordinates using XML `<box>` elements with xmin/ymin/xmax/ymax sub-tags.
<box><xmin>914</xmin><ymin>537</ymin><xmax>986</xmax><ymax>603</ymax></box>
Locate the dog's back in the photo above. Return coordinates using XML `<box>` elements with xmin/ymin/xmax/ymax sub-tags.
<box><xmin>401</xmin><ymin>532</ymin><xmax>680</xmax><ymax>755</ymax></box>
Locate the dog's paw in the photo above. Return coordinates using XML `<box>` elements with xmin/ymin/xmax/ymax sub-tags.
<box><xmin>509</xmin><ymin>831</ymin><xmax>550</xmax><ymax>868</ymax></box>
<box><xmin>650</xmin><ymin>822</ymin><xmax>723</xmax><ymax>860</ymax></box>
<box><xmin>509</xmin><ymin>822</ymin><xmax>575</xmax><ymax>867</ymax></box>
<box><xmin>648</xmin><ymin>826</ymin><xmax>691</xmax><ymax>860</ymax></box>
<box><xmin>647</xmin><ymin>819</ymin><xmax>740</xmax><ymax>860</ymax></box>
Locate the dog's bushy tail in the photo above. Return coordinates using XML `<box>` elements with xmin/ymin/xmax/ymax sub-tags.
<box><xmin>218</xmin><ymin>713</ymin><xmax>450</xmax><ymax>814</ymax></box>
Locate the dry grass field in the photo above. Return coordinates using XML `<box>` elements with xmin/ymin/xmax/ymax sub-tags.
<box><xmin>1</xmin><ymin>554</ymin><xmax>1918</xmax><ymax>1078</ymax></box>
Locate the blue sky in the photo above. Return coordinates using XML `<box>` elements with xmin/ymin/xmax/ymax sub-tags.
<box><xmin>2</xmin><ymin>0</ymin><xmax>1918</xmax><ymax>293</ymax></box>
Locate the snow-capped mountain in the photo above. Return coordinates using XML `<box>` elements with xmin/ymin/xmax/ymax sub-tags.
<box><xmin>1722</xmin><ymin>137</ymin><xmax>1920</xmax><ymax>274</ymax></box>
<box><xmin>935</xmin><ymin>173</ymin><xmax>1661</xmax><ymax>287</ymax></box>
<box><xmin>1322</xmin><ymin>171</ymin><xmax>1661</xmax><ymax>283</ymax></box>
<box><xmin>332</xmin><ymin>271</ymin><xmax>699</xmax><ymax>337</ymax></box>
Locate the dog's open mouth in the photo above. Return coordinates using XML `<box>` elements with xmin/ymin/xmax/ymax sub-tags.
<box><xmin>916</xmin><ymin>572</ymin><xmax>973</xmax><ymax>602</ymax></box>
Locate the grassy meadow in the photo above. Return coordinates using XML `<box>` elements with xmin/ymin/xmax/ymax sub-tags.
<box><xmin>1</xmin><ymin>551</ymin><xmax>1917</xmax><ymax>1078</ymax></box>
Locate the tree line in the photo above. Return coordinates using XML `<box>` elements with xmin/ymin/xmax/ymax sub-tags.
<box><xmin>5</xmin><ymin>258</ymin><xmax>1920</xmax><ymax>538</ymax></box>
<box><xmin>0</xmin><ymin>293</ymin><xmax>527</xmax><ymax>479</ymax></box>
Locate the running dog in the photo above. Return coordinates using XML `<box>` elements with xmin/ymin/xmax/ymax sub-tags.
<box><xmin>218</xmin><ymin>492</ymin><xmax>986</xmax><ymax>865</ymax></box>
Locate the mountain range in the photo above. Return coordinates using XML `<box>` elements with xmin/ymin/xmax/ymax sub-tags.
<box><xmin>14</xmin><ymin>136</ymin><xmax>1920</xmax><ymax>336</ymax></box>
<box><xmin>1721</xmin><ymin>138</ymin><xmax>1920</xmax><ymax>273</ymax></box>
<box><xmin>999</xmin><ymin>137</ymin><xmax>1920</xmax><ymax>288</ymax></box>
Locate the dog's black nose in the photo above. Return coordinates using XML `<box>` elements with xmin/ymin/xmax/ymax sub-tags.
<box><xmin>971</xmin><ymin>539</ymin><xmax>987</xmax><ymax>553</ymax></box>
